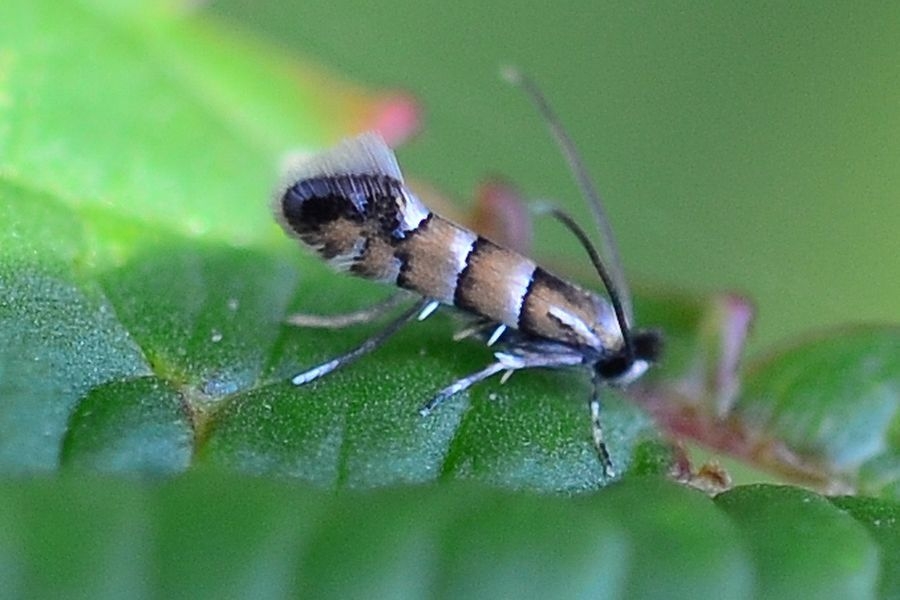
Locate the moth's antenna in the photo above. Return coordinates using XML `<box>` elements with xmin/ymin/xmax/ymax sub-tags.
<box><xmin>501</xmin><ymin>66</ymin><xmax>634</xmax><ymax>329</ymax></box>
<box><xmin>542</xmin><ymin>207</ymin><xmax>634</xmax><ymax>355</ymax></box>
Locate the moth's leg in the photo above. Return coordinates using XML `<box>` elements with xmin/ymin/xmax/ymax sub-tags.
<box><xmin>452</xmin><ymin>321</ymin><xmax>507</xmax><ymax>347</ymax></box>
<box><xmin>588</xmin><ymin>387</ymin><xmax>615</xmax><ymax>478</ymax></box>
<box><xmin>418</xmin><ymin>361</ymin><xmax>507</xmax><ymax>416</ymax></box>
<box><xmin>487</xmin><ymin>328</ymin><xmax>618</xmax><ymax>478</ymax></box>
<box><xmin>416</xmin><ymin>299</ymin><xmax>441</xmax><ymax>321</ymax></box>
<box><xmin>419</xmin><ymin>341</ymin><xmax>585</xmax><ymax>416</ymax></box>
<box><xmin>451</xmin><ymin>320</ymin><xmax>490</xmax><ymax>342</ymax></box>
<box><xmin>291</xmin><ymin>298</ymin><xmax>431</xmax><ymax>385</ymax></box>
<box><xmin>286</xmin><ymin>292</ymin><xmax>408</xmax><ymax>329</ymax></box>
<box><xmin>485</xmin><ymin>325</ymin><xmax>508</xmax><ymax>346</ymax></box>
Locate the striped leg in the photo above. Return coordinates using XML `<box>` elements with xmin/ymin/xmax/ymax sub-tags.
<box><xmin>291</xmin><ymin>299</ymin><xmax>431</xmax><ymax>385</ymax></box>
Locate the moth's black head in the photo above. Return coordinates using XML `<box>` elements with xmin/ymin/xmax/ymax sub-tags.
<box><xmin>632</xmin><ymin>329</ymin><xmax>663</xmax><ymax>363</ymax></box>
<box><xmin>594</xmin><ymin>329</ymin><xmax>663</xmax><ymax>384</ymax></box>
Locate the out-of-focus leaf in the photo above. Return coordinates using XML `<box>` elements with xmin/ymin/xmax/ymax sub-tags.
<box><xmin>716</xmin><ymin>484</ymin><xmax>880</xmax><ymax>599</ymax></box>
<box><xmin>1</xmin><ymin>475</ymin><xmax>897</xmax><ymax>600</ymax></box>
<box><xmin>831</xmin><ymin>494</ymin><xmax>900</xmax><ymax>598</ymax></box>
<box><xmin>60</xmin><ymin>376</ymin><xmax>193</xmax><ymax>474</ymax></box>
<box><xmin>735</xmin><ymin>327</ymin><xmax>900</xmax><ymax>496</ymax></box>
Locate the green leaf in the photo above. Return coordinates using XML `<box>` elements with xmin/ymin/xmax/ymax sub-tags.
<box><xmin>0</xmin><ymin>192</ymin><xmax>150</xmax><ymax>473</ymax></box>
<box><xmin>60</xmin><ymin>376</ymin><xmax>193</xmax><ymax>474</ymax></box>
<box><xmin>1</xmin><ymin>475</ymin><xmax>897</xmax><ymax>599</ymax></box>
<box><xmin>831</xmin><ymin>495</ymin><xmax>900</xmax><ymax>599</ymax></box>
<box><xmin>716</xmin><ymin>485</ymin><xmax>880</xmax><ymax>599</ymax></box>
<box><xmin>735</xmin><ymin>327</ymin><xmax>900</xmax><ymax>496</ymax></box>
<box><xmin>0</xmin><ymin>477</ymin><xmax>151</xmax><ymax>599</ymax></box>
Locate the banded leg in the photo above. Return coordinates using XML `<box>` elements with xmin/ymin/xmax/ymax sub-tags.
<box><xmin>589</xmin><ymin>391</ymin><xmax>615</xmax><ymax>478</ymax></box>
<box><xmin>286</xmin><ymin>292</ymin><xmax>408</xmax><ymax>328</ymax></box>
<box><xmin>291</xmin><ymin>299</ymin><xmax>431</xmax><ymax>385</ymax></box>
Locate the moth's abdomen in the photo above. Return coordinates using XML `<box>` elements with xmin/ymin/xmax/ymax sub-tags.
<box><xmin>394</xmin><ymin>214</ymin><xmax>477</xmax><ymax>304</ymax></box>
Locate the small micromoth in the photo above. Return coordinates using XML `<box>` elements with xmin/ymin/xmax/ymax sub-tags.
<box><xmin>274</xmin><ymin>68</ymin><xmax>662</xmax><ymax>476</ymax></box>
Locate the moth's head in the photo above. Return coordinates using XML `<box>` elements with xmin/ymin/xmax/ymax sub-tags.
<box><xmin>594</xmin><ymin>328</ymin><xmax>663</xmax><ymax>386</ymax></box>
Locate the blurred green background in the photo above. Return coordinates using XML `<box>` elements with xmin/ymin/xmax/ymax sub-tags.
<box><xmin>210</xmin><ymin>0</ymin><xmax>900</xmax><ymax>353</ymax></box>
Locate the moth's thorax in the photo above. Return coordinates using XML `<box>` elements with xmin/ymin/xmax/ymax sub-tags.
<box><xmin>518</xmin><ymin>268</ymin><xmax>624</xmax><ymax>352</ymax></box>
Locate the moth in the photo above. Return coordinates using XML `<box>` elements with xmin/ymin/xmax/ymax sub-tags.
<box><xmin>273</xmin><ymin>69</ymin><xmax>661</xmax><ymax>476</ymax></box>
